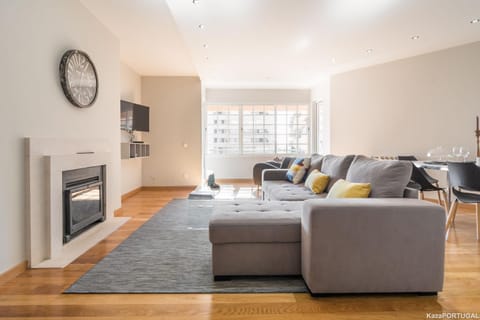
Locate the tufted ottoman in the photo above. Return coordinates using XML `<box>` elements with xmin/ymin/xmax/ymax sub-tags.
<box><xmin>209</xmin><ymin>200</ymin><xmax>302</xmax><ymax>278</ymax></box>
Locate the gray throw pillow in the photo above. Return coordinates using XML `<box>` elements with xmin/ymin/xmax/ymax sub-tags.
<box><xmin>307</xmin><ymin>155</ymin><xmax>323</xmax><ymax>177</ymax></box>
<box><xmin>346</xmin><ymin>155</ymin><xmax>412</xmax><ymax>198</ymax></box>
<box><xmin>321</xmin><ymin>154</ymin><xmax>355</xmax><ymax>191</ymax></box>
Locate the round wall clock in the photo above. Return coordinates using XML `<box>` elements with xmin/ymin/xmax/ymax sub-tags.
<box><xmin>59</xmin><ymin>50</ymin><xmax>98</xmax><ymax>108</ymax></box>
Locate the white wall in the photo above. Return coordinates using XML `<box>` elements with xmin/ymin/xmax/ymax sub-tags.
<box><xmin>330</xmin><ymin>41</ymin><xmax>480</xmax><ymax>189</ymax></box>
<box><xmin>120</xmin><ymin>63</ymin><xmax>143</xmax><ymax>194</ymax></box>
<box><xmin>205</xmin><ymin>155</ymin><xmax>274</xmax><ymax>179</ymax></box>
<box><xmin>0</xmin><ymin>0</ymin><xmax>121</xmax><ymax>274</ymax></box>
<box><xmin>204</xmin><ymin>88</ymin><xmax>311</xmax><ymax>179</ymax></box>
<box><xmin>141</xmin><ymin>77</ymin><xmax>202</xmax><ymax>186</ymax></box>
<box><xmin>331</xmin><ymin>41</ymin><xmax>480</xmax><ymax>157</ymax></box>
<box><xmin>205</xmin><ymin>88</ymin><xmax>311</xmax><ymax>105</ymax></box>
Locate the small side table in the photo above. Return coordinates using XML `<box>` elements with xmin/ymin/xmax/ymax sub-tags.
<box><xmin>188</xmin><ymin>185</ymin><xmax>219</xmax><ymax>200</ymax></box>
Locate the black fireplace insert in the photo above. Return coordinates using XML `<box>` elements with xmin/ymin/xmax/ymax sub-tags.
<box><xmin>63</xmin><ymin>165</ymin><xmax>106</xmax><ymax>243</ymax></box>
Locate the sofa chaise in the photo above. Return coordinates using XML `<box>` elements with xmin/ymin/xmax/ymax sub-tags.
<box><xmin>209</xmin><ymin>155</ymin><xmax>446</xmax><ymax>295</ymax></box>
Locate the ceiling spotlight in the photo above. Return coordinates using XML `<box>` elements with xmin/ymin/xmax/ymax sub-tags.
<box><xmin>203</xmin><ymin>44</ymin><xmax>208</xmax><ymax>48</ymax></box>
<box><xmin>470</xmin><ymin>18</ymin><xmax>480</xmax><ymax>24</ymax></box>
<box><xmin>366</xmin><ymin>48</ymin><xmax>373</xmax><ymax>54</ymax></box>
<box><xmin>192</xmin><ymin>0</ymin><xmax>200</xmax><ymax>4</ymax></box>
<box><xmin>198</xmin><ymin>24</ymin><xmax>205</xmax><ymax>29</ymax></box>
<box><xmin>411</xmin><ymin>35</ymin><xmax>420</xmax><ymax>40</ymax></box>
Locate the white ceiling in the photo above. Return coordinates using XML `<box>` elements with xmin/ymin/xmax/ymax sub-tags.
<box><xmin>80</xmin><ymin>0</ymin><xmax>197</xmax><ymax>76</ymax></box>
<box><xmin>82</xmin><ymin>0</ymin><xmax>480</xmax><ymax>87</ymax></box>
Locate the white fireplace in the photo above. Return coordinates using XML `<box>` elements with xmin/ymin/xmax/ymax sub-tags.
<box><xmin>25</xmin><ymin>137</ymin><xmax>128</xmax><ymax>268</ymax></box>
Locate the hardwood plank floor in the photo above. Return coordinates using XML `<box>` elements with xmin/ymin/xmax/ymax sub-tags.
<box><xmin>1</xmin><ymin>185</ymin><xmax>479</xmax><ymax>319</ymax></box>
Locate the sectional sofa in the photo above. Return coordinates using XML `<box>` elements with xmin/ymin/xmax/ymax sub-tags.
<box><xmin>209</xmin><ymin>154</ymin><xmax>446</xmax><ymax>295</ymax></box>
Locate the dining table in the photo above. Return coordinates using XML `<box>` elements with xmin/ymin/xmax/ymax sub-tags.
<box><xmin>412</xmin><ymin>160</ymin><xmax>448</xmax><ymax>172</ymax></box>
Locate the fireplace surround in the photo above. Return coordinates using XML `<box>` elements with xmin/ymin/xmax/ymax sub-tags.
<box><xmin>25</xmin><ymin>137</ymin><xmax>128</xmax><ymax>268</ymax></box>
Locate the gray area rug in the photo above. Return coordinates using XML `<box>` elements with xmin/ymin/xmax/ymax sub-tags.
<box><xmin>66</xmin><ymin>199</ymin><xmax>307</xmax><ymax>293</ymax></box>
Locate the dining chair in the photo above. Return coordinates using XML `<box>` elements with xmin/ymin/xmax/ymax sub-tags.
<box><xmin>446</xmin><ymin>162</ymin><xmax>480</xmax><ymax>240</ymax></box>
<box><xmin>398</xmin><ymin>156</ymin><xmax>442</xmax><ymax>204</ymax></box>
<box><xmin>406</xmin><ymin>165</ymin><xmax>449</xmax><ymax>214</ymax></box>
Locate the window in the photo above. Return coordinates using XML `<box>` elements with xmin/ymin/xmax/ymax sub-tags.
<box><xmin>312</xmin><ymin>100</ymin><xmax>329</xmax><ymax>154</ymax></box>
<box><xmin>206</xmin><ymin>105</ymin><xmax>240</xmax><ymax>155</ymax></box>
<box><xmin>206</xmin><ymin>104</ymin><xmax>310</xmax><ymax>155</ymax></box>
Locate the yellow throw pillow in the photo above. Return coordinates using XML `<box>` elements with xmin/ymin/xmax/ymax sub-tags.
<box><xmin>326</xmin><ymin>179</ymin><xmax>371</xmax><ymax>199</ymax></box>
<box><xmin>305</xmin><ymin>169</ymin><xmax>329</xmax><ymax>194</ymax></box>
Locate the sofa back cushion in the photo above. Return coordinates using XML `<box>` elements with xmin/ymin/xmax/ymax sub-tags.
<box><xmin>307</xmin><ymin>154</ymin><xmax>323</xmax><ymax>177</ymax></box>
<box><xmin>321</xmin><ymin>154</ymin><xmax>355</xmax><ymax>191</ymax></box>
<box><xmin>280</xmin><ymin>157</ymin><xmax>295</xmax><ymax>169</ymax></box>
<box><xmin>346</xmin><ymin>155</ymin><xmax>412</xmax><ymax>198</ymax></box>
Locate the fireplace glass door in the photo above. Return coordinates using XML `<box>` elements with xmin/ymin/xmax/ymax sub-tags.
<box><xmin>63</xmin><ymin>166</ymin><xmax>105</xmax><ymax>243</ymax></box>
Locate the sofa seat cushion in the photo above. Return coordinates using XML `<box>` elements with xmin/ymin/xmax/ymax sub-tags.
<box><xmin>262</xmin><ymin>180</ymin><xmax>288</xmax><ymax>194</ymax></box>
<box><xmin>209</xmin><ymin>200</ymin><xmax>303</xmax><ymax>244</ymax></box>
<box><xmin>346</xmin><ymin>155</ymin><xmax>412</xmax><ymax>198</ymax></box>
<box><xmin>209</xmin><ymin>201</ymin><xmax>302</xmax><ymax>244</ymax></box>
<box><xmin>263</xmin><ymin>181</ymin><xmax>327</xmax><ymax>201</ymax></box>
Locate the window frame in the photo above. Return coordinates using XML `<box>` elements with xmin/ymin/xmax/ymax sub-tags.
<box><xmin>205</xmin><ymin>103</ymin><xmax>311</xmax><ymax>156</ymax></box>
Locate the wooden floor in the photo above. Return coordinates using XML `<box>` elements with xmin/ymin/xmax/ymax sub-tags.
<box><xmin>1</xmin><ymin>186</ymin><xmax>479</xmax><ymax>319</ymax></box>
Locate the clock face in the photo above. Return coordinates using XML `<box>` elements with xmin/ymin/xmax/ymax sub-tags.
<box><xmin>59</xmin><ymin>50</ymin><xmax>98</xmax><ymax>108</ymax></box>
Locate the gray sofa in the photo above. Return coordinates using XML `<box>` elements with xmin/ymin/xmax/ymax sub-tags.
<box><xmin>262</xmin><ymin>154</ymin><xmax>419</xmax><ymax>200</ymax></box>
<box><xmin>209</xmin><ymin>154</ymin><xmax>446</xmax><ymax>295</ymax></box>
<box><xmin>302</xmin><ymin>199</ymin><xmax>445</xmax><ymax>294</ymax></box>
<box><xmin>209</xmin><ymin>199</ymin><xmax>445</xmax><ymax>294</ymax></box>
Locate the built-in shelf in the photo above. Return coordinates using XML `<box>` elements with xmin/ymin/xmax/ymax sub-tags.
<box><xmin>121</xmin><ymin>143</ymin><xmax>150</xmax><ymax>159</ymax></box>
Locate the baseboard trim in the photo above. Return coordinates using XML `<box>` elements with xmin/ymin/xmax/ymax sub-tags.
<box><xmin>114</xmin><ymin>207</ymin><xmax>122</xmax><ymax>216</ymax></box>
<box><xmin>0</xmin><ymin>260</ymin><xmax>27</xmax><ymax>285</ymax></box>
<box><xmin>141</xmin><ymin>186</ymin><xmax>196</xmax><ymax>191</ymax></box>
<box><xmin>121</xmin><ymin>187</ymin><xmax>142</xmax><ymax>202</ymax></box>
<box><xmin>216</xmin><ymin>179</ymin><xmax>254</xmax><ymax>184</ymax></box>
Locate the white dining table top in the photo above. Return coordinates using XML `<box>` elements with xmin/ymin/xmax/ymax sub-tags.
<box><xmin>412</xmin><ymin>161</ymin><xmax>448</xmax><ymax>171</ymax></box>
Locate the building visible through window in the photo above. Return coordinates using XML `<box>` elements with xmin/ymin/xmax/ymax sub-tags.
<box><xmin>206</xmin><ymin>104</ymin><xmax>310</xmax><ymax>155</ymax></box>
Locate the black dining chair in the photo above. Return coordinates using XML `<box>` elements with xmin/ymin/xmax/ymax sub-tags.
<box><xmin>398</xmin><ymin>155</ymin><xmax>439</xmax><ymax>185</ymax></box>
<box><xmin>398</xmin><ymin>155</ymin><xmax>445</xmax><ymax>207</ymax></box>
<box><xmin>405</xmin><ymin>164</ymin><xmax>449</xmax><ymax>214</ymax></box>
<box><xmin>446</xmin><ymin>162</ymin><xmax>480</xmax><ymax>240</ymax></box>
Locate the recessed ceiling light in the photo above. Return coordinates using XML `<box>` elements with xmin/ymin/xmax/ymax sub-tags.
<box><xmin>203</xmin><ymin>44</ymin><xmax>208</xmax><ymax>48</ymax></box>
<box><xmin>411</xmin><ymin>35</ymin><xmax>420</xmax><ymax>40</ymax></box>
<box><xmin>470</xmin><ymin>18</ymin><xmax>480</xmax><ymax>24</ymax></box>
<box><xmin>366</xmin><ymin>48</ymin><xmax>373</xmax><ymax>54</ymax></box>
<box><xmin>198</xmin><ymin>24</ymin><xmax>205</xmax><ymax>29</ymax></box>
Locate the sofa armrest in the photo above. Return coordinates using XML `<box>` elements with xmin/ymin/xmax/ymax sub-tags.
<box><xmin>253</xmin><ymin>162</ymin><xmax>281</xmax><ymax>186</ymax></box>
<box><xmin>262</xmin><ymin>169</ymin><xmax>288</xmax><ymax>182</ymax></box>
<box><xmin>403</xmin><ymin>187</ymin><xmax>419</xmax><ymax>198</ymax></box>
<box><xmin>265</xmin><ymin>161</ymin><xmax>281</xmax><ymax>168</ymax></box>
<box><xmin>301</xmin><ymin>198</ymin><xmax>445</xmax><ymax>294</ymax></box>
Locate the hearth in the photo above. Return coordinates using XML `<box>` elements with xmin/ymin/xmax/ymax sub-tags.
<box><xmin>63</xmin><ymin>165</ymin><xmax>106</xmax><ymax>243</ymax></box>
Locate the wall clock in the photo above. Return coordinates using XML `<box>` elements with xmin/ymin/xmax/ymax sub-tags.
<box><xmin>59</xmin><ymin>50</ymin><xmax>98</xmax><ymax>108</ymax></box>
